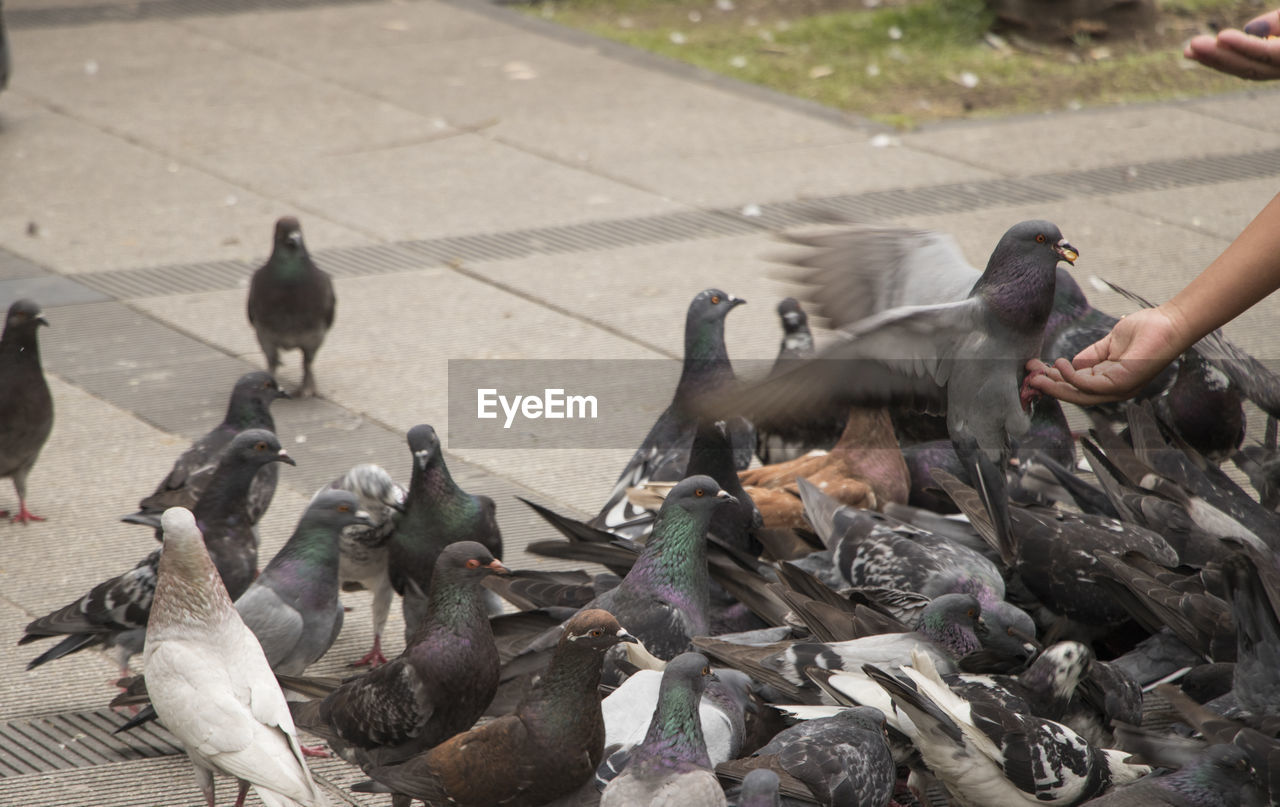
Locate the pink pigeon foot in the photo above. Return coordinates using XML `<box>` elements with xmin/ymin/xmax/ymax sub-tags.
<box><xmin>301</xmin><ymin>744</ymin><xmax>331</xmax><ymax>758</ymax></box>
<box><xmin>5</xmin><ymin>503</ymin><xmax>45</xmax><ymax>524</ymax></box>
<box><xmin>350</xmin><ymin>637</ymin><xmax>387</xmax><ymax>668</ymax></box>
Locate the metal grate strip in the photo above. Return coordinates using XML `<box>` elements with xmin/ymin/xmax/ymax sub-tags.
<box><xmin>6</xmin><ymin>0</ymin><xmax>399</xmax><ymax>30</ymax></box>
<box><xmin>0</xmin><ymin>709</ymin><xmax>183</xmax><ymax>778</ymax></box>
<box><xmin>66</xmin><ymin>145</ymin><xmax>1280</xmax><ymax>303</ymax></box>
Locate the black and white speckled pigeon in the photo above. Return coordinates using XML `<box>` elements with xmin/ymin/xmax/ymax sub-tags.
<box><xmin>601</xmin><ymin>652</ymin><xmax>727</xmax><ymax>807</ymax></box>
<box><xmin>801</xmin><ymin>486</ymin><xmax>1037</xmax><ymax>666</ymax></box>
<box><xmin>388</xmin><ymin>424</ymin><xmax>502</xmax><ymax>644</ymax></box>
<box><xmin>143</xmin><ymin>507</ymin><xmax>328</xmax><ymax>807</ymax></box>
<box><xmin>734</xmin><ymin>221</ymin><xmax>1078</xmax><ymax>560</ymax></box>
<box><xmin>314</xmin><ymin>464</ymin><xmax>405</xmax><ymax>667</ymax></box>
<box><xmin>863</xmin><ymin>655</ymin><xmax>1150</xmax><ymax>807</ymax></box>
<box><xmin>1083</xmin><ymin>743</ymin><xmax>1255</xmax><ymax>807</ymax></box>
<box><xmin>0</xmin><ymin>299</ymin><xmax>52</xmax><ymax>524</ymax></box>
<box><xmin>592</xmin><ymin>289</ymin><xmax>753</xmax><ymax>538</ymax></box>
<box><xmin>351</xmin><ymin>610</ymin><xmax>637</xmax><ymax>807</ymax></box>
<box><xmin>598</xmin><ymin>667</ymin><xmax>752</xmax><ymax>788</ymax></box>
<box><xmin>288</xmin><ymin>541</ymin><xmax>507</xmax><ymax>770</ymax></box>
<box><xmin>20</xmin><ymin>430</ymin><xmax>295</xmax><ymax>672</ymax></box>
<box><xmin>755</xmin><ymin>298</ymin><xmax>844</xmax><ymax>466</ymax></box>
<box><xmin>235</xmin><ymin>489</ymin><xmax>373</xmax><ymax>676</ymax></box>
<box><xmin>123</xmin><ymin>371</ymin><xmax>288</xmax><ymax>532</ymax></box>
<box><xmin>695</xmin><ymin>593</ymin><xmax>986</xmax><ymax>703</ymax></box>
<box><xmin>722</xmin><ymin>706</ymin><xmax>895</xmax><ymax>807</ymax></box>
<box><xmin>247</xmin><ymin>216</ymin><xmax>335</xmax><ymax>398</ymax></box>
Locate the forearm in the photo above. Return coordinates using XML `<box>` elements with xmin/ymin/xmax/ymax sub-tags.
<box><xmin>1162</xmin><ymin>190</ymin><xmax>1280</xmax><ymax>349</ymax></box>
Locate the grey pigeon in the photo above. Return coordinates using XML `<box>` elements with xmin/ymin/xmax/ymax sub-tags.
<box><xmin>1083</xmin><ymin>744</ymin><xmax>1255</xmax><ymax>807</ymax></box>
<box><xmin>288</xmin><ymin>541</ymin><xmax>508</xmax><ymax>770</ymax></box>
<box><xmin>601</xmin><ymin>652</ymin><xmax>728</xmax><ymax>807</ymax></box>
<box><xmin>0</xmin><ymin>299</ymin><xmax>52</xmax><ymax>524</ymax></box>
<box><xmin>20</xmin><ymin>430</ymin><xmax>295</xmax><ymax>672</ymax></box>
<box><xmin>718</xmin><ymin>706</ymin><xmax>895</xmax><ymax>807</ymax></box>
<box><xmin>592</xmin><ymin>288</ymin><xmax>753</xmax><ymax>538</ymax></box>
<box><xmin>235</xmin><ymin>489</ymin><xmax>374</xmax><ymax>676</ymax></box>
<box><xmin>313</xmin><ymin>464</ymin><xmax>405</xmax><ymax>667</ymax></box>
<box><xmin>734</xmin><ymin>221</ymin><xmax>1078</xmax><ymax>556</ymax></box>
<box><xmin>247</xmin><ymin>216</ymin><xmax>335</xmax><ymax>398</ymax></box>
<box><xmin>122</xmin><ymin>371</ymin><xmax>288</xmax><ymax>532</ymax></box>
<box><xmin>863</xmin><ymin>655</ymin><xmax>1150</xmax><ymax>807</ymax></box>
<box><xmin>387</xmin><ymin>424</ymin><xmax>502</xmax><ymax>644</ymax></box>
<box><xmin>755</xmin><ymin>298</ymin><xmax>844</xmax><ymax>465</ymax></box>
<box><xmin>144</xmin><ymin>507</ymin><xmax>328</xmax><ymax>807</ymax></box>
<box><xmin>598</xmin><ymin>667</ymin><xmax>752</xmax><ymax>787</ymax></box>
<box><xmin>351</xmin><ymin>609</ymin><xmax>637</xmax><ymax>807</ymax></box>
<box><xmin>512</xmin><ymin>475</ymin><xmax>738</xmax><ymax>666</ymax></box>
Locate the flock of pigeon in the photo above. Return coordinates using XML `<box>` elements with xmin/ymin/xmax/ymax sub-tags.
<box><xmin>5</xmin><ymin>213</ymin><xmax>1280</xmax><ymax>807</ymax></box>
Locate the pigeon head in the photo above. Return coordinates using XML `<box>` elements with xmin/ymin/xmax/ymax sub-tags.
<box><xmin>406</xmin><ymin>424</ymin><xmax>443</xmax><ymax>472</ymax></box>
<box><xmin>837</xmin><ymin>704</ymin><xmax>889</xmax><ymax>735</ymax></box>
<box><xmin>272</xmin><ymin>216</ymin><xmax>305</xmax><ymax>253</ymax></box>
<box><xmin>777</xmin><ymin>297</ymin><xmax>807</xmax><ymax>333</ymax></box>
<box><xmin>1021</xmin><ymin>641</ymin><xmax>1092</xmax><ymax>701</ymax></box>
<box><xmin>739</xmin><ymin>769</ymin><xmax>782</xmax><ymax>807</ymax></box>
<box><xmin>684</xmin><ymin>288</ymin><xmax>744</xmax><ymax>363</ymax></box>
<box><xmin>560</xmin><ymin>609</ymin><xmax>638</xmax><ymax>652</ymax></box>
<box><xmin>433</xmin><ymin>540</ymin><xmax>509</xmax><ymax>582</ymax></box>
<box><xmin>335</xmin><ymin>463</ymin><xmax>406</xmax><ymax>513</ymax></box>
<box><xmin>232</xmin><ymin>371</ymin><xmax>290</xmax><ymax>405</ymax></box>
<box><xmin>972</xmin><ymin>220</ymin><xmax>1077</xmax><ymax>330</ymax></box>
<box><xmin>917</xmin><ymin>593</ymin><xmax>984</xmax><ymax>657</ymax></box>
<box><xmin>662</xmin><ymin>475</ymin><xmax>738</xmax><ymax>517</ymax></box>
<box><xmin>3</xmin><ymin>299</ymin><xmax>48</xmax><ymax>337</ymax></box>
<box><xmin>976</xmin><ymin>600</ymin><xmax>1039</xmax><ymax>665</ymax></box>
<box><xmin>225</xmin><ymin>429</ymin><xmax>295</xmax><ymax>468</ymax></box>
<box><xmin>303</xmin><ymin>489</ymin><xmax>375</xmax><ymax>532</ymax></box>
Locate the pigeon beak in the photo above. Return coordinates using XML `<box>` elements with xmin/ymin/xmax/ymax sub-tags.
<box><xmin>35</xmin><ymin>315</ymin><xmax>49</xmax><ymax>327</ymax></box>
<box><xmin>1054</xmin><ymin>239</ymin><xmax>1078</xmax><ymax>265</ymax></box>
<box><xmin>487</xmin><ymin>559</ymin><xmax>511</xmax><ymax>576</ymax></box>
<box><xmin>727</xmin><ymin>295</ymin><xmax>746</xmax><ymax>309</ymax></box>
<box><xmin>714</xmin><ymin>489</ymin><xmax>739</xmax><ymax>505</ymax></box>
<box><xmin>616</xmin><ymin>629</ymin><xmax>639</xmax><ymax>644</ymax></box>
<box><xmin>782</xmin><ymin>312</ymin><xmax>802</xmax><ymax>327</ymax></box>
<box><xmin>275</xmin><ymin>448</ymin><xmax>297</xmax><ymax>466</ymax></box>
<box><xmin>275</xmin><ymin>387</ymin><xmax>291</xmax><ymax>400</ymax></box>
<box><xmin>286</xmin><ymin>231</ymin><xmax>303</xmax><ymax>248</ymax></box>
<box><xmin>353</xmin><ymin>509</ymin><xmax>376</xmax><ymax>528</ymax></box>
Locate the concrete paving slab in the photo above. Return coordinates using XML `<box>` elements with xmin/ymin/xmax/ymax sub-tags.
<box><xmin>0</xmin><ymin>193</ymin><xmax>374</xmax><ymax>274</ymax></box>
<box><xmin>0</xmin><ymin>98</ymin><xmax>282</xmax><ymax>219</ymax></box>
<box><xmin>265</xmin><ymin>31</ymin><xmax>866</xmax><ymax>165</ymax></box>
<box><xmin>900</xmin><ymin>105</ymin><xmax>1280</xmax><ymax>176</ymax></box>
<box><xmin>0</xmin><ymin>247</ymin><xmax>47</xmax><ymax>281</ymax></box>
<box><xmin>0</xmin><ymin>274</ymin><xmax>112</xmax><ymax>309</ymax></box>
<box><xmin>176</xmin><ymin>0</ymin><xmax>505</xmax><ymax>52</ymax></box>
<box><xmin>1103</xmin><ymin>175</ymin><xmax>1280</xmax><ymax>243</ymax></box>
<box><xmin>1184</xmin><ymin>87</ymin><xmax>1280</xmax><ymax>136</ymax></box>
<box><xmin>277</xmin><ymin>133</ymin><xmax>688</xmax><ymax>241</ymax></box>
<box><xmin>605</xmin><ymin>137</ymin><xmax>999</xmax><ymax>207</ymax></box>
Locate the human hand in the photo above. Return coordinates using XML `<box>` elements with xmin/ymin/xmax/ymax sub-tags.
<box><xmin>1027</xmin><ymin>306</ymin><xmax>1189</xmax><ymax>405</ymax></box>
<box><xmin>1184</xmin><ymin>9</ymin><xmax>1280</xmax><ymax>80</ymax></box>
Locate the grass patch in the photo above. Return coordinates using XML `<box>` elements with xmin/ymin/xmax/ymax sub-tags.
<box><xmin>530</xmin><ymin>0</ymin><xmax>1267</xmax><ymax>126</ymax></box>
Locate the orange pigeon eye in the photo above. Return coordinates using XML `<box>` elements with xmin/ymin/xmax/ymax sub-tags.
<box><xmin>338</xmin><ymin>504</ymin><xmax>350</xmax><ymax>512</ymax></box>
<box><xmin>695</xmin><ymin>489</ymin><xmax>705</xmax><ymax>497</ymax></box>
<box><xmin>254</xmin><ymin>441</ymin><xmax>268</xmax><ymax>451</ymax></box>
<box><xmin>465</xmin><ymin>559</ymin><xmax>481</xmax><ymax>569</ymax></box>
<box><xmin>590</xmin><ymin>629</ymin><xmax>603</xmax><ymax>637</ymax></box>
<box><xmin>1036</xmin><ymin>234</ymin><xmax>1046</xmax><ymax>243</ymax></box>
<box><xmin>710</xmin><ymin>295</ymin><xmax>721</xmax><ymax>304</ymax></box>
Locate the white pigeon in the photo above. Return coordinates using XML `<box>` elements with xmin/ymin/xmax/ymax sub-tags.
<box><xmin>144</xmin><ymin>507</ymin><xmax>330</xmax><ymax>807</ymax></box>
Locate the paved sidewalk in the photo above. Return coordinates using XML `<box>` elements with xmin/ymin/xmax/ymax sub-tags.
<box><xmin>1</xmin><ymin>0</ymin><xmax>1279</xmax><ymax>802</ymax></box>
